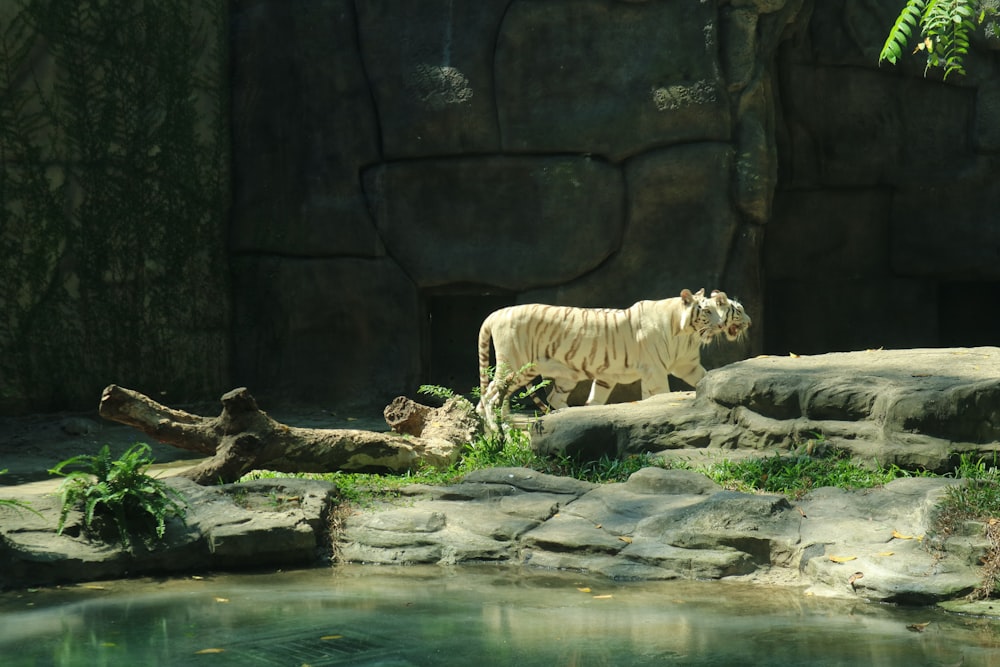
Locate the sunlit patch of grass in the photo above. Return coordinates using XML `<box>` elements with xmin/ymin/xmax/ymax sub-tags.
<box><xmin>695</xmin><ymin>448</ymin><xmax>929</xmax><ymax>500</ymax></box>
<box><xmin>241</xmin><ymin>427</ymin><xmax>655</xmax><ymax>505</ymax></box>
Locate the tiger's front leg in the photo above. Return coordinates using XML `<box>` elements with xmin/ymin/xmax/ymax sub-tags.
<box><xmin>668</xmin><ymin>363</ymin><xmax>707</xmax><ymax>391</ymax></box>
<box><xmin>584</xmin><ymin>379</ymin><xmax>614</xmax><ymax>406</ymax></box>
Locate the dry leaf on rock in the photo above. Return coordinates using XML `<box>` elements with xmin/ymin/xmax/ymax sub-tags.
<box><xmin>828</xmin><ymin>555</ymin><xmax>857</xmax><ymax>563</ymax></box>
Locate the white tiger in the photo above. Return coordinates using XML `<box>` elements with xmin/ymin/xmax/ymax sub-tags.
<box><xmin>475</xmin><ymin>288</ymin><xmax>750</xmax><ymax>428</ymax></box>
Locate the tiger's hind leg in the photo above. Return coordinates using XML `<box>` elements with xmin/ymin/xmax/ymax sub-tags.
<box><xmin>544</xmin><ymin>379</ymin><xmax>579</xmax><ymax>412</ymax></box>
<box><xmin>480</xmin><ymin>364</ymin><xmax>539</xmax><ymax>431</ymax></box>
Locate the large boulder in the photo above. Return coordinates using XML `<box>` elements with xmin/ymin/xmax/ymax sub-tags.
<box><xmin>0</xmin><ymin>478</ymin><xmax>338</xmax><ymax>590</ymax></box>
<box><xmin>337</xmin><ymin>465</ymin><xmax>987</xmax><ymax>603</ymax></box>
<box><xmin>530</xmin><ymin>347</ymin><xmax>1000</xmax><ymax>472</ymax></box>
<box><xmin>521</xmin><ymin>144</ymin><xmax>743</xmax><ymax>310</ymax></box>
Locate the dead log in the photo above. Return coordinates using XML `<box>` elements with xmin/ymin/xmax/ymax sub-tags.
<box><xmin>383</xmin><ymin>396</ymin><xmax>432</xmax><ymax>436</ymax></box>
<box><xmin>98</xmin><ymin>385</ymin><xmax>481</xmax><ymax>485</ymax></box>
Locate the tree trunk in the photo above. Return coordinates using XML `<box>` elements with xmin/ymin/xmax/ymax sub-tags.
<box><xmin>98</xmin><ymin>385</ymin><xmax>479</xmax><ymax>485</ymax></box>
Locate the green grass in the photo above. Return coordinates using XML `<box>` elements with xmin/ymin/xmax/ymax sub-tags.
<box><xmin>695</xmin><ymin>448</ymin><xmax>929</xmax><ymax>500</ymax></box>
<box><xmin>932</xmin><ymin>453</ymin><xmax>1000</xmax><ymax>599</ymax></box>
<box><xmin>242</xmin><ymin>430</ymin><xmax>912</xmax><ymax>506</ymax></box>
<box><xmin>938</xmin><ymin>453</ymin><xmax>1000</xmax><ymax>523</ymax></box>
<box><xmin>243</xmin><ymin>427</ymin><xmax>657</xmax><ymax>505</ymax></box>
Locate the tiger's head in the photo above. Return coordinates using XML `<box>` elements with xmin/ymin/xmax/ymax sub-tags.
<box><xmin>705</xmin><ymin>290</ymin><xmax>750</xmax><ymax>342</ymax></box>
<box><xmin>679</xmin><ymin>288</ymin><xmax>751</xmax><ymax>344</ymax></box>
<box><xmin>679</xmin><ymin>288</ymin><xmax>717</xmax><ymax>343</ymax></box>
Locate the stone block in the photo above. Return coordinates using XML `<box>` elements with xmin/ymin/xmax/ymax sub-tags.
<box><xmin>230</xmin><ymin>0</ymin><xmax>382</xmax><ymax>257</ymax></box>
<box><xmin>780</xmin><ymin>65</ymin><xmax>972</xmax><ymax>187</ymax></box>
<box><xmin>891</xmin><ymin>178</ymin><xmax>1000</xmax><ymax>280</ymax></box>
<box><xmin>767</xmin><ymin>189</ymin><xmax>892</xmax><ymax>281</ymax></box>
<box><xmin>496</xmin><ymin>0</ymin><xmax>729</xmax><ymax>161</ymax></box>
<box><xmin>975</xmin><ymin>79</ymin><xmax>1000</xmax><ymax>152</ymax></box>
<box><xmin>736</xmin><ymin>110</ymin><xmax>775</xmax><ymax>223</ymax></box>
<box><xmin>721</xmin><ymin>7</ymin><xmax>759</xmax><ymax>91</ymax></box>
<box><xmin>230</xmin><ymin>257</ymin><xmax>420</xmax><ymax>407</ymax></box>
<box><xmin>363</xmin><ymin>156</ymin><xmax>624</xmax><ymax>290</ymax></box>
<box><xmin>355</xmin><ymin>0</ymin><xmax>508</xmax><ymax>158</ymax></box>
<box><xmin>764</xmin><ymin>278</ymin><xmax>938</xmax><ymax>355</ymax></box>
<box><xmin>523</xmin><ymin>143</ymin><xmax>739</xmax><ymax>308</ymax></box>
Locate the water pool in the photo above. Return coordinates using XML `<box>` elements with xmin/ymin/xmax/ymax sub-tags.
<box><xmin>1</xmin><ymin>565</ymin><xmax>997</xmax><ymax>666</ymax></box>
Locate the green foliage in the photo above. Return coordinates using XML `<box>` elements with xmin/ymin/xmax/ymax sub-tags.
<box><xmin>932</xmin><ymin>453</ymin><xmax>1000</xmax><ymax>599</ymax></box>
<box><xmin>880</xmin><ymin>0</ymin><xmax>998</xmax><ymax>79</ymax></box>
<box><xmin>50</xmin><ymin>443</ymin><xmax>187</xmax><ymax>551</ymax></box>
<box><xmin>938</xmin><ymin>453</ymin><xmax>1000</xmax><ymax>522</ymax></box>
<box><xmin>418</xmin><ymin>384</ymin><xmax>457</xmax><ymax>401</ymax></box>
<box><xmin>697</xmin><ymin>447</ymin><xmax>926</xmax><ymax>500</ymax></box>
<box><xmin>541</xmin><ymin>451</ymin><xmax>661</xmax><ymax>484</ymax></box>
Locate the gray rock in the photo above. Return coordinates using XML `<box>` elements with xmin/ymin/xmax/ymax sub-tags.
<box><xmin>461</xmin><ymin>467</ymin><xmax>597</xmax><ymax>496</ymax></box>
<box><xmin>230</xmin><ymin>256</ymin><xmax>421</xmax><ymax>408</ymax></box>
<box><xmin>354</xmin><ymin>0</ymin><xmax>508</xmax><ymax>158</ymax></box>
<box><xmin>363</xmin><ymin>157</ymin><xmax>624</xmax><ymax>290</ymax></box>
<box><xmin>495</xmin><ymin>0</ymin><xmax>729</xmax><ymax>161</ymax></box>
<box><xmin>359</xmin><ymin>507</ymin><xmax>447</xmax><ymax>534</ymax></box>
<box><xmin>0</xmin><ymin>477</ymin><xmax>338</xmax><ymax>590</ymax></box>
<box><xmin>620</xmin><ymin>541</ymin><xmax>757</xmax><ymax>579</ymax></box>
<box><xmin>532</xmin><ymin>348</ymin><xmax>1000</xmax><ymax>472</ymax></box>
<box><xmin>521</xmin><ymin>513</ymin><xmax>628</xmax><ymax>555</ymax></box>
<box><xmin>333</xmin><ymin>465</ymin><xmax>990</xmax><ymax>604</ymax></box>
<box><xmin>2</xmin><ymin>463</ymin><xmax>991</xmax><ymax>606</ymax></box>
<box><xmin>625</xmin><ymin>467</ymin><xmax>722</xmax><ymax>496</ymax></box>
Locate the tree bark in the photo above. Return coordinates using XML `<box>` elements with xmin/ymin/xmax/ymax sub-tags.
<box><xmin>98</xmin><ymin>385</ymin><xmax>478</xmax><ymax>485</ymax></box>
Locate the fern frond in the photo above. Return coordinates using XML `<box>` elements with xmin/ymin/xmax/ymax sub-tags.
<box><xmin>880</xmin><ymin>0</ymin><xmax>928</xmax><ymax>65</ymax></box>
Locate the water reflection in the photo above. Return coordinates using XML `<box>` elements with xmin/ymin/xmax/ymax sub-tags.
<box><xmin>0</xmin><ymin>565</ymin><xmax>998</xmax><ymax>666</ymax></box>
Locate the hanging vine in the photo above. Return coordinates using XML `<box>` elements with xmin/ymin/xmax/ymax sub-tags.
<box><xmin>880</xmin><ymin>0</ymin><xmax>1000</xmax><ymax>79</ymax></box>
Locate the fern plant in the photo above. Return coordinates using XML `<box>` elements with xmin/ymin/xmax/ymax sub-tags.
<box><xmin>880</xmin><ymin>0</ymin><xmax>997</xmax><ymax>79</ymax></box>
<box><xmin>50</xmin><ymin>443</ymin><xmax>187</xmax><ymax>551</ymax></box>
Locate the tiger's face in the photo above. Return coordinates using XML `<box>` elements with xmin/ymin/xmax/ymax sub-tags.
<box><xmin>703</xmin><ymin>290</ymin><xmax>750</xmax><ymax>342</ymax></box>
<box><xmin>689</xmin><ymin>299</ymin><xmax>723</xmax><ymax>343</ymax></box>
<box><xmin>678</xmin><ymin>288</ymin><xmax>751</xmax><ymax>344</ymax></box>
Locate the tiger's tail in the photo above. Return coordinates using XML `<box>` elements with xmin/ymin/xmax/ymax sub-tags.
<box><xmin>477</xmin><ymin>313</ymin><xmax>495</xmax><ymax>412</ymax></box>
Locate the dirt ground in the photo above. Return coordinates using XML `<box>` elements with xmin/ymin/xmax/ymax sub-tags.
<box><xmin>0</xmin><ymin>402</ymin><xmax>391</xmax><ymax>498</ymax></box>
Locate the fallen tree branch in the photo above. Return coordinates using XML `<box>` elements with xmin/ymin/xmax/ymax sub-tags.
<box><xmin>98</xmin><ymin>385</ymin><xmax>480</xmax><ymax>485</ymax></box>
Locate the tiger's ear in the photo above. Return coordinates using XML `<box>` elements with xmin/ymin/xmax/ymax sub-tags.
<box><xmin>680</xmin><ymin>288</ymin><xmax>694</xmax><ymax>305</ymax></box>
<box><xmin>712</xmin><ymin>290</ymin><xmax>729</xmax><ymax>305</ymax></box>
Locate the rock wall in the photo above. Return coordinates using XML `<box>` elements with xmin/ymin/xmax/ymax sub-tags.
<box><xmin>767</xmin><ymin>0</ymin><xmax>1000</xmax><ymax>355</ymax></box>
<box><xmin>230</xmin><ymin>0</ymin><xmax>804</xmax><ymax>408</ymax></box>
<box><xmin>0</xmin><ymin>1</ymin><xmax>230</xmax><ymax>413</ymax></box>
<box><xmin>4</xmin><ymin>0</ymin><xmax>999</xmax><ymax>414</ymax></box>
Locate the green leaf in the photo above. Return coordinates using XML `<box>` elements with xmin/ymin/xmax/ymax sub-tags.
<box><xmin>880</xmin><ymin>0</ymin><xmax>929</xmax><ymax>66</ymax></box>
